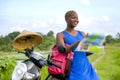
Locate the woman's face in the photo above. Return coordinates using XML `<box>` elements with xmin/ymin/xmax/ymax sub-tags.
<box><xmin>66</xmin><ymin>12</ymin><xmax>79</xmax><ymax>27</ymax></box>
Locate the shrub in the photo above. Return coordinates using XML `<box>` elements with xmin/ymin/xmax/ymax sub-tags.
<box><xmin>0</xmin><ymin>57</ymin><xmax>17</xmax><ymax>80</ymax></box>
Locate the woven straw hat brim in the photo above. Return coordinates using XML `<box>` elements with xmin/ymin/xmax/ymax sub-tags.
<box><xmin>12</xmin><ymin>30</ymin><xmax>42</xmax><ymax>50</ymax></box>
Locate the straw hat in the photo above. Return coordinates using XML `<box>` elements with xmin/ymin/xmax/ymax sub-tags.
<box><xmin>12</xmin><ymin>30</ymin><xmax>42</xmax><ymax>50</ymax></box>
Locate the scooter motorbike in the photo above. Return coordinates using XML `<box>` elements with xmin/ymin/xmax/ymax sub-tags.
<box><xmin>10</xmin><ymin>30</ymin><xmax>61</xmax><ymax>80</ymax></box>
<box><xmin>10</xmin><ymin>48</ymin><xmax>60</xmax><ymax>80</ymax></box>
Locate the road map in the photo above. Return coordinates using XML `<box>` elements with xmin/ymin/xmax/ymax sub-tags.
<box><xmin>76</xmin><ymin>33</ymin><xmax>106</xmax><ymax>53</ymax></box>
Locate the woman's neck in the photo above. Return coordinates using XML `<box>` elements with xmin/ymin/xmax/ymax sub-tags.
<box><xmin>65</xmin><ymin>25</ymin><xmax>75</xmax><ymax>31</ymax></box>
<box><xmin>65</xmin><ymin>27</ymin><xmax>77</xmax><ymax>36</ymax></box>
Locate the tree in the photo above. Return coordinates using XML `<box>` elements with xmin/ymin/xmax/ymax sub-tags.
<box><xmin>8</xmin><ymin>31</ymin><xmax>20</xmax><ymax>40</ymax></box>
<box><xmin>116</xmin><ymin>32</ymin><xmax>120</xmax><ymax>38</ymax></box>
<box><xmin>0</xmin><ymin>35</ymin><xmax>12</xmax><ymax>51</ymax></box>
<box><xmin>0</xmin><ymin>30</ymin><xmax>56</xmax><ymax>52</ymax></box>
<box><xmin>47</xmin><ymin>30</ymin><xmax>54</xmax><ymax>37</ymax></box>
<box><xmin>115</xmin><ymin>32</ymin><xmax>120</xmax><ymax>43</ymax></box>
<box><xmin>37</xmin><ymin>31</ymin><xmax>55</xmax><ymax>51</ymax></box>
<box><xmin>106</xmin><ymin>35</ymin><xmax>114</xmax><ymax>43</ymax></box>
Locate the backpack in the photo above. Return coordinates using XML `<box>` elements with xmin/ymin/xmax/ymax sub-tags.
<box><xmin>48</xmin><ymin>44</ymin><xmax>73</xmax><ymax>79</ymax></box>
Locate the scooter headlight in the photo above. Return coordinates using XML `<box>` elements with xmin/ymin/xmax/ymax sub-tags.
<box><xmin>23</xmin><ymin>72</ymin><xmax>35</xmax><ymax>79</ymax></box>
<box><xmin>11</xmin><ymin>63</ymin><xmax>27</xmax><ymax>80</ymax></box>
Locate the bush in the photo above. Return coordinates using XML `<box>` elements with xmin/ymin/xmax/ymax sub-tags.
<box><xmin>0</xmin><ymin>57</ymin><xmax>17</xmax><ymax>80</ymax></box>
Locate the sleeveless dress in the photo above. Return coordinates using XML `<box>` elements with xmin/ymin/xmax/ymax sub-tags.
<box><xmin>62</xmin><ymin>31</ymin><xmax>100</xmax><ymax>80</ymax></box>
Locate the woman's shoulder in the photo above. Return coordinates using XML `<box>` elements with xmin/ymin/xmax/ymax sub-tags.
<box><xmin>77</xmin><ymin>30</ymin><xmax>86</xmax><ymax>37</ymax></box>
<box><xmin>56</xmin><ymin>32</ymin><xmax>65</xmax><ymax>38</ymax></box>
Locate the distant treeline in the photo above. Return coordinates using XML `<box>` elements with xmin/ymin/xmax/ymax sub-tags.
<box><xmin>0</xmin><ymin>31</ymin><xmax>120</xmax><ymax>52</ymax></box>
<box><xmin>0</xmin><ymin>30</ymin><xmax>55</xmax><ymax>52</ymax></box>
<box><xmin>105</xmin><ymin>32</ymin><xmax>120</xmax><ymax>46</ymax></box>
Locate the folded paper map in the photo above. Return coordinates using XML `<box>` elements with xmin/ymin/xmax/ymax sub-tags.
<box><xmin>76</xmin><ymin>33</ymin><xmax>106</xmax><ymax>53</ymax></box>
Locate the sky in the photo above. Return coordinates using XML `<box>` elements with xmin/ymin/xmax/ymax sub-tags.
<box><xmin>0</xmin><ymin>0</ymin><xmax>120</xmax><ymax>37</ymax></box>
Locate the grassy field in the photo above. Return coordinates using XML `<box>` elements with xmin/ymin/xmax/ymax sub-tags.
<box><xmin>94</xmin><ymin>47</ymin><xmax>120</xmax><ymax>80</ymax></box>
<box><xmin>0</xmin><ymin>46</ymin><xmax>120</xmax><ymax>80</ymax></box>
<box><xmin>0</xmin><ymin>51</ymin><xmax>49</xmax><ymax>60</ymax></box>
<box><xmin>88</xmin><ymin>46</ymin><xmax>120</xmax><ymax>80</ymax></box>
<box><xmin>41</xmin><ymin>46</ymin><xmax>120</xmax><ymax>80</ymax></box>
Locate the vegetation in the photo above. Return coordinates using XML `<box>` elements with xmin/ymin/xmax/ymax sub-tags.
<box><xmin>41</xmin><ymin>46</ymin><xmax>120</xmax><ymax>80</ymax></box>
<box><xmin>0</xmin><ymin>30</ymin><xmax>55</xmax><ymax>80</ymax></box>
<box><xmin>2</xmin><ymin>47</ymin><xmax>120</xmax><ymax>80</ymax></box>
<box><xmin>0</xmin><ymin>30</ymin><xmax>55</xmax><ymax>52</ymax></box>
<box><xmin>95</xmin><ymin>47</ymin><xmax>120</xmax><ymax>80</ymax></box>
<box><xmin>0</xmin><ymin>31</ymin><xmax>120</xmax><ymax>80</ymax></box>
<box><xmin>0</xmin><ymin>57</ymin><xmax>17</xmax><ymax>80</ymax></box>
<box><xmin>0</xmin><ymin>31</ymin><xmax>120</xmax><ymax>52</ymax></box>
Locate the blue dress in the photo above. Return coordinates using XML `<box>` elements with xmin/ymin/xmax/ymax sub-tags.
<box><xmin>62</xmin><ymin>31</ymin><xmax>100</xmax><ymax>80</ymax></box>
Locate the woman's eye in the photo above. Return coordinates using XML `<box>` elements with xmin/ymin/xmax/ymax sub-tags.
<box><xmin>71</xmin><ymin>18</ymin><xmax>75</xmax><ymax>20</ymax></box>
<box><xmin>71</xmin><ymin>17</ymin><xmax>78</xmax><ymax>20</ymax></box>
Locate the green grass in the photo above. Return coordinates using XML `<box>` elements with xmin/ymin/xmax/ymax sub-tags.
<box><xmin>92</xmin><ymin>46</ymin><xmax>120</xmax><ymax>80</ymax></box>
<box><xmin>0</xmin><ymin>51</ymin><xmax>49</xmax><ymax>60</ymax></box>
<box><xmin>0</xmin><ymin>46</ymin><xmax>120</xmax><ymax>80</ymax></box>
<box><xmin>40</xmin><ymin>46</ymin><xmax>120</xmax><ymax>80</ymax></box>
<box><xmin>41</xmin><ymin>66</ymin><xmax>49</xmax><ymax>80</ymax></box>
<box><xmin>0</xmin><ymin>51</ymin><xmax>50</xmax><ymax>80</ymax></box>
<box><xmin>0</xmin><ymin>53</ymin><xmax>28</xmax><ymax>60</ymax></box>
<box><xmin>88</xmin><ymin>51</ymin><xmax>103</xmax><ymax>62</ymax></box>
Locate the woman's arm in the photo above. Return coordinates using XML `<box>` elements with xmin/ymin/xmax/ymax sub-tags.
<box><xmin>56</xmin><ymin>32</ymin><xmax>80</xmax><ymax>53</ymax></box>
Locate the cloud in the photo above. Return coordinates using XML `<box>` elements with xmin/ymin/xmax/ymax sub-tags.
<box><xmin>79</xmin><ymin>17</ymin><xmax>93</xmax><ymax>26</ymax></box>
<box><xmin>102</xmin><ymin>16</ymin><xmax>110</xmax><ymax>22</ymax></box>
<box><xmin>81</xmin><ymin>0</ymin><xmax>90</xmax><ymax>6</ymax></box>
<box><xmin>10</xmin><ymin>25</ymin><xmax>27</xmax><ymax>33</ymax></box>
<box><xmin>38</xmin><ymin>22</ymin><xmax>48</xmax><ymax>28</ymax></box>
<box><xmin>55</xmin><ymin>17</ymin><xmax>65</xmax><ymax>25</ymax></box>
<box><xmin>48</xmin><ymin>18</ymin><xmax>54</xmax><ymax>24</ymax></box>
<box><xmin>76</xmin><ymin>15</ymin><xmax>113</xmax><ymax>35</ymax></box>
<box><xmin>9</xmin><ymin>14</ymin><xmax>116</xmax><ymax>37</ymax></box>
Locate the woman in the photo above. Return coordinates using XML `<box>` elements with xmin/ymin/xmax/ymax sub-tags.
<box><xmin>52</xmin><ymin>10</ymin><xmax>100</xmax><ymax>80</ymax></box>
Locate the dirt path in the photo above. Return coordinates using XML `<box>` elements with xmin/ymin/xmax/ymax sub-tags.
<box><xmin>92</xmin><ymin>46</ymin><xmax>120</xmax><ymax>67</ymax></box>
<box><xmin>92</xmin><ymin>52</ymin><xmax>105</xmax><ymax>66</ymax></box>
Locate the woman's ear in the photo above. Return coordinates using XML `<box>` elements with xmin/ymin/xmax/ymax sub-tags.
<box><xmin>65</xmin><ymin>18</ymin><xmax>68</xmax><ymax>23</ymax></box>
